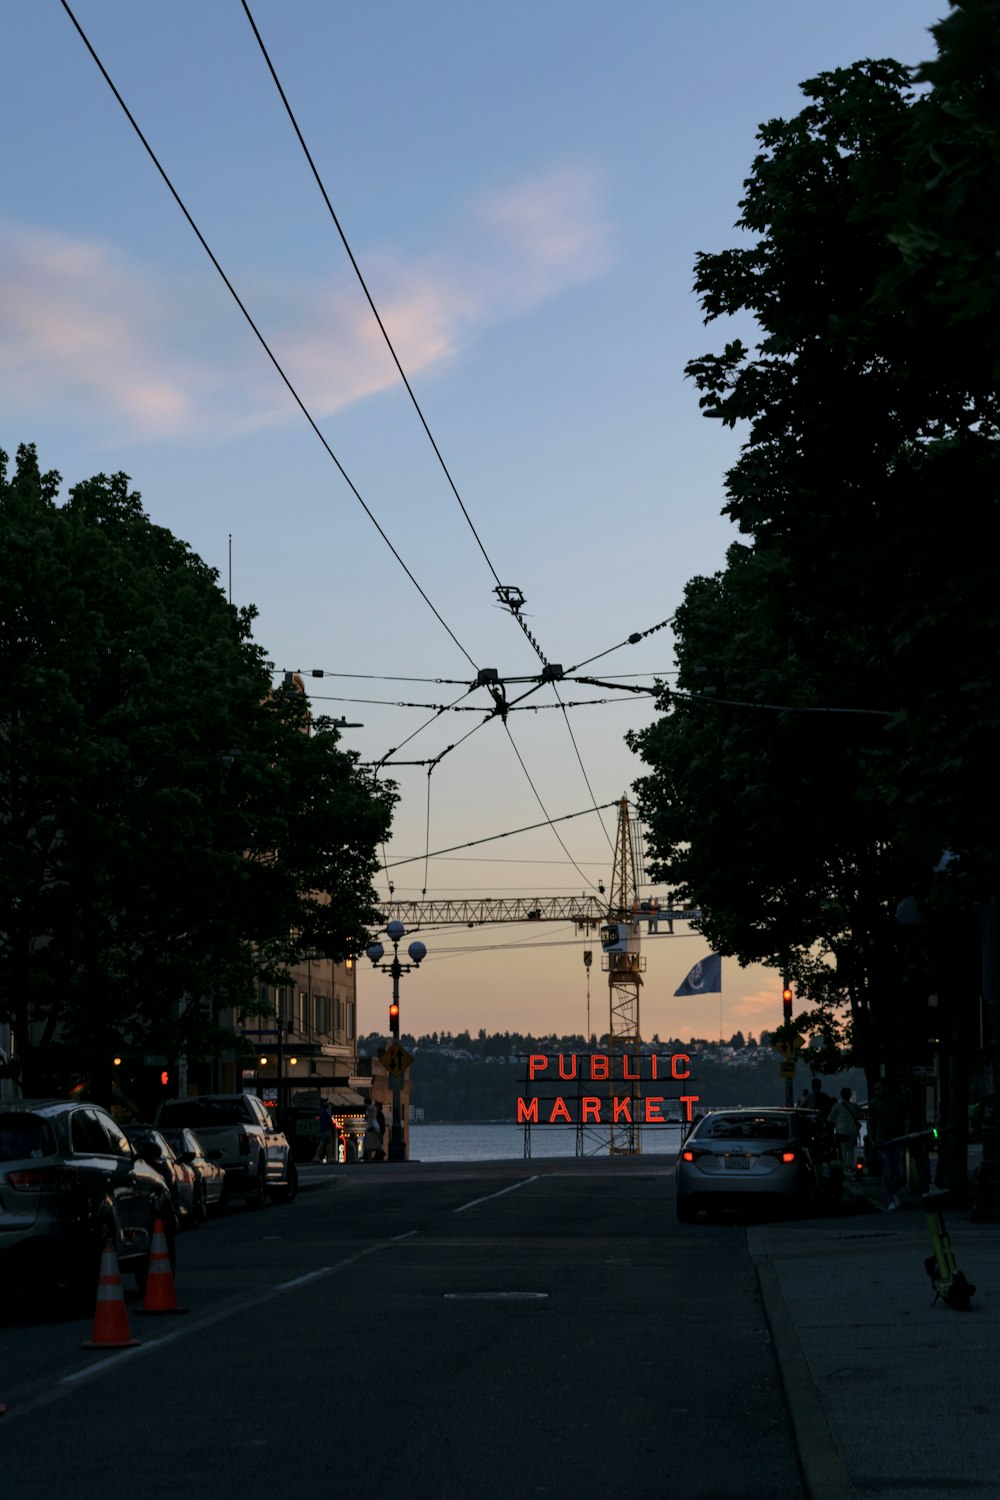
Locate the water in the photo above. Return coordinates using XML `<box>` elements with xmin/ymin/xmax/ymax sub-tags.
<box><xmin>408</xmin><ymin>1120</ymin><xmax>683</xmax><ymax>1163</ymax></box>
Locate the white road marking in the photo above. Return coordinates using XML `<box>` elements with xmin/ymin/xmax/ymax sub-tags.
<box><xmin>453</xmin><ymin>1176</ymin><xmax>537</xmax><ymax>1214</ymax></box>
<box><xmin>443</xmin><ymin>1292</ymin><xmax>547</xmax><ymax>1300</ymax></box>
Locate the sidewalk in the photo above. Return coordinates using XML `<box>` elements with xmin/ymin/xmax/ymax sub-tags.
<box><xmin>750</xmin><ymin>1178</ymin><xmax>1000</xmax><ymax>1500</ymax></box>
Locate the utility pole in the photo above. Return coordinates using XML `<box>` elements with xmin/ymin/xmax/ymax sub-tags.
<box><xmin>782</xmin><ymin>981</ymin><xmax>794</xmax><ymax>1107</ymax></box>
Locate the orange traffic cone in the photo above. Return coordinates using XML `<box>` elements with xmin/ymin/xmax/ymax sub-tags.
<box><xmin>134</xmin><ymin>1218</ymin><xmax>188</xmax><ymax>1315</ymax></box>
<box><xmin>82</xmin><ymin>1237</ymin><xmax>141</xmax><ymax>1349</ymax></box>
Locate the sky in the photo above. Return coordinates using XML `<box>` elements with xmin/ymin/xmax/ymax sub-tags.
<box><xmin>2</xmin><ymin>0</ymin><xmax>946</xmax><ymax>1045</ymax></box>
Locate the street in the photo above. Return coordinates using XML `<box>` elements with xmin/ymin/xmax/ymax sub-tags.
<box><xmin>1</xmin><ymin>1158</ymin><xmax>803</xmax><ymax>1500</ymax></box>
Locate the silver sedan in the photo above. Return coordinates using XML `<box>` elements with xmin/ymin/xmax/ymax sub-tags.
<box><xmin>676</xmin><ymin>1107</ymin><xmax>843</xmax><ymax>1222</ymax></box>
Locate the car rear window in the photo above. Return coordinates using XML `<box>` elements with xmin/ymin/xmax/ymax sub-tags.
<box><xmin>158</xmin><ymin>1099</ymin><xmax>246</xmax><ymax>1127</ymax></box>
<box><xmin>0</xmin><ymin>1113</ymin><xmax>57</xmax><ymax>1161</ymax></box>
<box><xmin>701</xmin><ymin>1114</ymin><xmax>792</xmax><ymax>1141</ymax></box>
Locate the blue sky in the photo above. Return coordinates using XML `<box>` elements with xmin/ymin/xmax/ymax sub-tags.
<box><xmin>2</xmin><ymin>1</ymin><xmax>944</xmax><ymax>1043</ymax></box>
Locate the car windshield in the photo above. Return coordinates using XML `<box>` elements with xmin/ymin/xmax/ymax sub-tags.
<box><xmin>0</xmin><ymin>1113</ymin><xmax>57</xmax><ymax>1161</ymax></box>
<box><xmin>701</xmin><ymin>1114</ymin><xmax>792</xmax><ymax>1142</ymax></box>
<box><xmin>158</xmin><ymin>1100</ymin><xmax>244</xmax><ymax>1127</ymax></box>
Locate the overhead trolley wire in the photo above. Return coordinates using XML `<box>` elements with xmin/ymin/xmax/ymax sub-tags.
<box><xmin>241</xmin><ymin>0</ymin><xmax>504</xmax><ymax>590</ymax></box>
<box><xmin>381</xmin><ymin>801</ymin><xmax>617</xmax><ymax>869</ymax></box>
<box><xmin>60</xmin><ymin>0</ymin><xmax>479</xmax><ymax>674</ymax></box>
<box><xmin>567</xmin><ymin>615</ymin><xmax>673</xmax><ymax>674</ymax></box>
<box><xmin>501</xmin><ymin>724</ymin><xmax>602</xmax><ymax>892</ymax></box>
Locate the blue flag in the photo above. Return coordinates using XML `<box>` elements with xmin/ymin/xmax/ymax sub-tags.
<box><xmin>674</xmin><ymin>954</ymin><xmax>722</xmax><ymax>996</ymax></box>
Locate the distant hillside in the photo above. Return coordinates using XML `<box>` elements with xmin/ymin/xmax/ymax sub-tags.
<box><xmin>358</xmin><ymin>1030</ymin><xmax>867</xmax><ymax>1123</ymax></box>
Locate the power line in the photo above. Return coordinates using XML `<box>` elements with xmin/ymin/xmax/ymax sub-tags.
<box><xmin>382</xmin><ymin>801</ymin><xmax>618</xmax><ymax>869</ymax></box>
<box><xmin>241</xmin><ymin>0</ymin><xmax>504</xmax><ymax>591</ymax></box>
<box><xmin>665</xmin><ymin>687</ymin><xmax>894</xmax><ymax>717</ymax></box>
<box><xmin>241</xmin><ymin>1</ymin><xmax>560</xmax><ymax>670</ymax></box>
<box><xmin>60</xmin><ymin>0</ymin><xmax>479</xmax><ymax>674</ymax></box>
<box><xmin>568</xmin><ymin>616</ymin><xmax>673</xmax><ymax>673</ymax></box>
<box><xmin>275</xmin><ymin>666</ymin><xmax>680</xmax><ymax>684</ymax></box>
<box><xmin>502</xmin><ymin>724</ymin><xmax>602</xmax><ymax>892</ymax></box>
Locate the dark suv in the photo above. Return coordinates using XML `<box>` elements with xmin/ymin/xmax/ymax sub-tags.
<box><xmin>0</xmin><ymin>1098</ymin><xmax>179</xmax><ymax>1302</ymax></box>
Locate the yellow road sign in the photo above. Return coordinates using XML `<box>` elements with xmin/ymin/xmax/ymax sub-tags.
<box><xmin>380</xmin><ymin>1043</ymin><xmax>414</xmax><ymax>1079</ymax></box>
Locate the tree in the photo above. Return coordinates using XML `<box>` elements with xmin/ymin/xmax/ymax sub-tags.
<box><xmin>631</xmin><ymin>19</ymin><xmax>1000</xmax><ymax>1131</ymax></box>
<box><xmin>0</xmin><ymin>443</ymin><xmax>396</xmax><ymax>1096</ymax></box>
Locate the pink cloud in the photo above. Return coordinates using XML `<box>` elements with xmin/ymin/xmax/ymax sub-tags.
<box><xmin>0</xmin><ymin>168</ymin><xmax>611</xmax><ymax>440</ymax></box>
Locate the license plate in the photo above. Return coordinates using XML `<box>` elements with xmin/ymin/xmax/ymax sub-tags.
<box><xmin>725</xmin><ymin>1155</ymin><xmax>750</xmax><ymax>1170</ymax></box>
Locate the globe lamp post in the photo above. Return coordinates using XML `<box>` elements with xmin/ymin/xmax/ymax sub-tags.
<box><xmin>366</xmin><ymin>920</ymin><xmax>426</xmax><ymax>1161</ymax></box>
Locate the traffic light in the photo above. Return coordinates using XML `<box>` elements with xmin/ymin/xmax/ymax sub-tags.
<box><xmin>782</xmin><ymin>986</ymin><xmax>793</xmax><ymax>1005</ymax></box>
<box><xmin>159</xmin><ymin>1069</ymin><xmax>170</xmax><ymax>1088</ymax></box>
<box><xmin>389</xmin><ymin>1000</ymin><xmax>400</xmax><ymax>1035</ymax></box>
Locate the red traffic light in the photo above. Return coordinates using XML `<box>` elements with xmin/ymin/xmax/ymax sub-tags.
<box><xmin>781</xmin><ymin>987</ymin><xmax>793</xmax><ymax>1004</ymax></box>
<box><xmin>389</xmin><ymin>1002</ymin><xmax>399</xmax><ymax>1021</ymax></box>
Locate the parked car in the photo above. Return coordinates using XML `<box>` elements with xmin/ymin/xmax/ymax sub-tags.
<box><xmin>159</xmin><ymin>1126</ymin><xmax>226</xmax><ymax>1219</ymax></box>
<box><xmin>0</xmin><ymin>1098</ymin><xmax>178</xmax><ymax>1302</ymax></box>
<box><xmin>676</xmin><ymin>1107</ymin><xmax>843</xmax><ymax>1222</ymax></box>
<box><xmin>155</xmin><ymin>1093</ymin><xmax>297</xmax><ymax>1206</ymax></box>
<box><xmin>123</xmin><ymin>1125</ymin><xmax>198</xmax><ymax>1227</ymax></box>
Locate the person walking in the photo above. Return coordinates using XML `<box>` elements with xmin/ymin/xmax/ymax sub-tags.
<box><xmin>809</xmin><ymin>1077</ymin><xmax>835</xmax><ymax>1121</ymax></box>
<box><xmin>830</xmin><ymin>1087</ymin><xmax>863</xmax><ymax>1174</ymax></box>
<box><xmin>312</xmin><ymin>1099</ymin><xmax>334</xmax><ymax>1163</ymax></box>
<box><xmin>376</xmin><ymin>1102</ymin><xmax>387</xmax><ymax>1161</ymax></box>
<box><xmin>362</xmin><ymin>1102</ymin><xmax>382</xmax><ymax>1163</ymax></box>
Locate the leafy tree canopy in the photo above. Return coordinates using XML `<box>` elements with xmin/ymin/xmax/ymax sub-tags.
<box><xmin>0</xmin><ymin>443</ymin><xmax>396</xmax><ymax>1094</ymax></box>
<box><xmin>630</xmin><ymin>6</ymin><xmax>1000</xmax><ymax>1087</ymax></box>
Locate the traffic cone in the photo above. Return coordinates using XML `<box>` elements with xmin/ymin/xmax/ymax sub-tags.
<box><xmin>82</xmin><ymin>1237</ymin><xmax>141</xmax><ymax>1349</ymax></box>
<box><xmin>134</xmin><ymin>1218</ymin><xmax>188</xmax><ymax>1316</ymax></box>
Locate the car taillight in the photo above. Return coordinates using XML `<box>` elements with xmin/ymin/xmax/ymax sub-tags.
<box><xmin>239</xmin><ymin>1131</ymin><xmax>251</xmax><ymax>1155</ymax></box>
<box><xmin>7</xmin><ymin>1165</ymin><xmax>77</xmax><ymax>1190</ymax></box>
<box><xmin>760</xmin><ymin>1149</ymin><xmax>797</xmax><ymax>1164</ymax></box>
<box><xmin>681</xmin><ymin>1148</ymin><xmax>709</xmax><ymax>1163</ymax></box>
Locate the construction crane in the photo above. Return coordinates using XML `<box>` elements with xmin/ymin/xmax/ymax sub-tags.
<box><xmin>376</xmin><ymin>807</ymin><xmax>699</xmax><ymax>1158</ymax></box>
<box><xmin>599</xmin><ymin>796</ymin><xmax>644</xmax><ymax>1154</ymax></box>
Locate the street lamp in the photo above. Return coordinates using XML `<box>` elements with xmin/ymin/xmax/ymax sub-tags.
<box><xmin>366</xmin><ymin>919</ymin><xmax>426</xmax><ymax>1161</ymax></box>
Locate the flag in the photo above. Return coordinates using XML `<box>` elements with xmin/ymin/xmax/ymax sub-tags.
<box><xmin>674</xmin><ymin>954</ymin><xmax>722</xmax><ymax>996</ymax></box>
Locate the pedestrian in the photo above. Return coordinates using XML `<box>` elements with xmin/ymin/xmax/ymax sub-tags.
<box><xmin>829</xmin><ymin>1087</ymin><xmax>863</xmax><ymax>1174</ymax></box>
<box><xmin>376</xmin><ymin>1101</ymin><xmax>387</xmax><ymax>1160</ymax></box>
<box><xmin>312</xmin><ymin>1099</ymin><xmax>334</xmax><ymax>1163</ymax></box>
<box><xmin>798</xmin><ymin>1089</ymin><xmax>812</xmax><ymax>1109</ymax></box>
<box><xmin>868</xmin><ymin>1080</ymin><xmax>907</xmax><ymax>1210</ymax></box>
<box><xmin>362</xmin><ymin>1102</ymin><xmax>382</xmax><ymax>1163</ymax></box>
<box><xmin>809</xmin><ymin>1077</ymin><xmax>835</xmax><ymax>1121</ymax></box>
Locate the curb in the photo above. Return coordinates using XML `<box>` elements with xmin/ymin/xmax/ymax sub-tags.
<box><xmin>749</xmin><ymin>1227</ymin><xmax>857</xmax><ymax>1500</ymax></box>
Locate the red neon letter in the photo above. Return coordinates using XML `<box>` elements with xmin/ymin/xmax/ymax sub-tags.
<box><xmin>644</xmin><ymin>1096</ymin><xmax>664</xmax><ymax>1123</ymax></box>
<box><xmin>517</xmin><ymin>1098</ymin><xmax>539</xmax><ymax>1123</ymax></box>
<box><xmin>679</xmin><ymin>1094</ymin><xmax>700</xmax><ymax>1122</ymax></box>
<box><xmin>650</xmin><ymin>1054</ymin><xmax>659</xmax><ymax>1080</ymax></box>
<box><xmin>528</xmin><ymin>1055</ymin><xmax>548</xmax><ymax>1080</ymax></box>
<box><xmin>622</xmin><ymin>1055</ymin><xmax>640</xmax><ymax>1081</ymax></box>
<box><xmin>613</xmin><ymin>1097</ymin><xmax>633</xmax><ymax>1123</ymax></box>
<box><xmin>671</xmin><ymin>1052</ymin><xmax>691</xmax><ymax>1080</ymax></box>
<box><xmin>590</xmin><ymin>1054</ymin><xmax>609</xmax><ymax>1080</ymax></box>
<box><xmin>558</xmin><ymin>1054</ymin><xmax>578</xmax><ymax>1080</ymax></box>
<box><xmin>582</xmin><ymin>1096</ymin><xmax>601</xmax><ymax>1123</ymax></box>
<box><xmin>549</xmin><ymin>1097</ymin><xmax>571</xmax><ymax>1124</ymax></box>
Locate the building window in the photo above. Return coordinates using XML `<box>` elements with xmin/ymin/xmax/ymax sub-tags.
<box><xmin>314</xmin><ymin>994</ymin><xmax>331</xmax><ymax>1038</ymax></box>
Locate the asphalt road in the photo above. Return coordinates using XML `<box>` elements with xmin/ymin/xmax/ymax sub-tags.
<box><xmin>1</xmin><ymin>1159</ymin><xmax>804</xmax><ymax>1500</ymax></box>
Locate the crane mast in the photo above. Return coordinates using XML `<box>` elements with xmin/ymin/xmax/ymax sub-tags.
<box><xmin>601</xmin><ymin>796</ymin><xmax>645</xmax><ymax>1154</ymax></box>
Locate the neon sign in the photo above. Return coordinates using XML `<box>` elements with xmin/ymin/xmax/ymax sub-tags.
<box><xmin>516</xmin><ymin>1052</ymin><xmax>699</xmax><ymax>1124</ymax></box>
